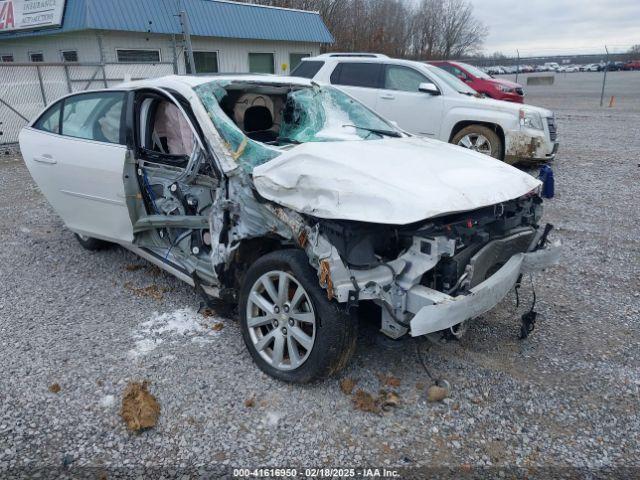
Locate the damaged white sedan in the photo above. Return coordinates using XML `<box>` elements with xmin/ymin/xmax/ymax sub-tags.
<box><xmin>20</xmin><ymin>75</ymin><xmax>560</xmax><ymax>383</ymax></box>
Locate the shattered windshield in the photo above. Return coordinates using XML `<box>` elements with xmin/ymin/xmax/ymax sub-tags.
<box><xmin>195</xmin><ymin>80</ymin><xmax>401</xmax><ymax>172</ymax></box>
<box><xmin>277</xmin><ymin>86</ymin><xmax>398</xmax><ymax>143</ymax></box>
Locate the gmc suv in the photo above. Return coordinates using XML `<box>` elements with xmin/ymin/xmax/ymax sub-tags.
<box><xmin>292</xmin><ymin>53</ymin><xmax>559</xmax><ymax>165</ymax></box>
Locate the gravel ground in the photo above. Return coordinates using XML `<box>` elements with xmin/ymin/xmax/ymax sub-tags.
<box><xmin>1</xmin><ymin>72</ymin><xmax>639</xmax><ymax>479</ymax></box>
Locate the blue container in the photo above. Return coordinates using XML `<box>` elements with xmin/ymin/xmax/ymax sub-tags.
<box><xmin>539</xmin><ymin>165</ymin><xmax>555</xmax><ymax>199</ymax></box>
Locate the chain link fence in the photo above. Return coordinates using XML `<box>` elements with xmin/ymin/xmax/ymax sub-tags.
<box><xmin>0</xmin><ymin>62</ymin><xmax>175</xmax><ymax>144</ymax></box>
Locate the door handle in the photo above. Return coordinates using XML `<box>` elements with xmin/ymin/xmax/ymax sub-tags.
<box><xmin>380</xmin><ymin>94</ymin><xmax>395</xmax><ymax>100</ymax></box>
<box><xmin>33</xmin><ymin>154</ymin><xmax>57</xmax><ymax>165</ymax></box>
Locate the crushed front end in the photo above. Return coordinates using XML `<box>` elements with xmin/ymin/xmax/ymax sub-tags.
<box><xmin>304</xmin><ymin>193</ymin><xmax>561</xmax><ymax>339</ymax></box>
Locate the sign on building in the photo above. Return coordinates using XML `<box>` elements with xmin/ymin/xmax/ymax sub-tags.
<box><xmin>0</xmin><ymin>0</ymin><xmax>65</xmax><ymax>32</ymax></box>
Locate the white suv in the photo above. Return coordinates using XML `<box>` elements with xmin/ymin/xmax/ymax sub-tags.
<box><xmin>292</xmin><ymin>53</ymin><xmax>559</xmax><ymax>164</ymax></box>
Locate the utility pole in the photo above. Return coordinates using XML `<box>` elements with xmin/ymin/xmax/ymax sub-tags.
<box><xmin>600</xmin><ymin>45</ymin><xmax>610</xmax><ymax>107</ymax></box>
<box><xmin>180</xmin><ymin>9</ymin><xmax>196</xmax><ymax>74</ymax></box>
<box><xmin>515</xmin><ymin>49</ymin><xmax>520</xmax><ymax>83</ymax></box>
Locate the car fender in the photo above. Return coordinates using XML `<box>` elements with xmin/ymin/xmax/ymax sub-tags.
<box><xmin>440</xmin><ymin>102</ymin><xmax>519</xmax><ymax>143</ymax></box>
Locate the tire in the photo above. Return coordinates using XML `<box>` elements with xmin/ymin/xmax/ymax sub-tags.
<box><xmin>74</xmin><ymin>233</ymin><xmax>111</xmax><ymax>251</ymax></box>
<box><xmin>452</xmin><ymin>125</ymin><xmax>503</xmax><ymax>160</ymax></box>
<box><xmin>239</xmin><ymin>249</ymin><xmax>357</xmax><ymax>383</ymax></box>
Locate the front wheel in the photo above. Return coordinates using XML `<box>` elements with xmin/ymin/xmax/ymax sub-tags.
<box><xmin>239</xmin><ymin>249</ymin><xmax>357</xmax><ymax>383</ymax></box>
<box><xmin>452</xmin><ymin>125</ymin><xmax>503</xmax><ymax>160</ymax></box>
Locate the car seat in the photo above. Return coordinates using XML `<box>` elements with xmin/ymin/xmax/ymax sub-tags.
<box><xmin>243</xmin><ymin>106</ymin><xmax>278</xmax><ymax>143</ymax></box>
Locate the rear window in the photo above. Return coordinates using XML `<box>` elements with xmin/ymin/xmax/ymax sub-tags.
<box><xmin>330</xmin><ymin>62</ymin><xmax>383</xmax><ymax>88</ymax></box>
<box><xmin>291</xmin><ymin>60</ymin><xmax>324</xmax><ymax>79</ymax></box>
<box><xmin>34</xmin><ymin>101</ymin><xmax>63</xmax><ymax>134</ymax></box>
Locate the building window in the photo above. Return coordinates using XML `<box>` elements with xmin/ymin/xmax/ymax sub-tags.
<box><xmin>0</xmin><ymin>54</ymin><xmax>13</xmax><ymax>63</ymax></box>
<box><xmin>61</xmin><ymin>50</ymin><xmax>79</xmax><ymax>63</ymax></box>
<box><xmin>29</xmin><ymin>52</ymin><xmax>44</xmax><ymax>62</ymax></box>
<box><xmin>249</xmin><ymin>53</ymin><xmax>274</xmax><ymax>74</ymax></box>
<box><xmin>289</xmin><ymin>53</ymin><xmax>310</xmax><ymax>72</ymax></box>
<box><xmin>185</xmin><ymin>51</ymin><xmax>219</xmax><ymax>74</ymax></box>
<box><xmin>116</xmin><ymin>49</ymin><xmax>161</xmax><ymax>63</ymax></box>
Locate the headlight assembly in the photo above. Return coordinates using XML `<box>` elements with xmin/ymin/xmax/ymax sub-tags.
<box><xmin>519</xmin><ymin>108</ymin><xmax>544</xmax><ymax>130</ymax></box>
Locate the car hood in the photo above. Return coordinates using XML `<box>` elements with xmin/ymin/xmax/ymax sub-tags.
<box><xmin>491</xmin><ymin>77</ymin><xmax>522</xmax><ymax>89</ymax></box>
<box><xmin>461</xmin><ymin>94</ymin><xmax>553</xmax><ymax>117</ymax></box>
<box><xmin>252</xmin><ymin>137</ymin><xmax>541</xmax><ymax>225</ymax></box>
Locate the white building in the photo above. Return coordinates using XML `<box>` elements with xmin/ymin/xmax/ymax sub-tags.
<box><xmin>0</xmin><ymin>0</ymin><xmax>333</xmax><ymax>143</ymax></box>
<box><xmin>0</xmin><ymin>0</ymin><xmax>333</xmax><ymax>73</ymax></box>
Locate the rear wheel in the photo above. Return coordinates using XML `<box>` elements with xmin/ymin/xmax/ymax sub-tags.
<box><xmin>239</xmin><ymin>249</ymin><xmax>357</xmax><ymax>383</ymax></box>
<box><xmin>452</xmin><ymin>125</ymin><xmax>503</xmax><ymax>160</ymax></box>
<box><xmin>74</xmin><ymin>233</ymin><xmax>111</xmax><ymax>251</ymax></box>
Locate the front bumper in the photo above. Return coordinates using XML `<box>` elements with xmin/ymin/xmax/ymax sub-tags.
<box><xmin>504</xmin><ymin>124</ymin><xmax>559</xmax><ymax>165</ymax></box>
<box><xmin>407</xmin><ymin>241</ymin><xmax>561</xmax><ymax>337</ymax></box>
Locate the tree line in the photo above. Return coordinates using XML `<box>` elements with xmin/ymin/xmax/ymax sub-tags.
<box><xmin>235</xmin><ymin>0</ymin><xmax>487</xmax><ymax>59</ymax></box>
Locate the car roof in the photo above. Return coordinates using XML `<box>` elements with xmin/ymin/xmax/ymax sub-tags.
<box><xmin>302</xmin><ymin>54</ymin><xmax>440</xmax><ymax>72</ymax></box>
<box><xmin>119</xmin><ymin>74</ymin><xmax>313</xmax><ymax>90</ymax></box>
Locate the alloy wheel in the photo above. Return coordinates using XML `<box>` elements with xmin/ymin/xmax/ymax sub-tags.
<box><xmin>246</xmin><ymin>271</ymin><xmax>316</xmax><ymax>371</ymax></box>
<box><xmin>458</xmin><ymin>133</ymin><xmax>493</xmax><ymax>155</ymax></box>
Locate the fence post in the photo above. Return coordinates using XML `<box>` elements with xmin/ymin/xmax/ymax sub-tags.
<box><xmin>97</xmin><ymin>34</ymin><xmax>108</xmax><ymax>87</ymax></box>
<box><xmin>35</xmin><ymin>65</ymin><xmax>47</xmax><ymax>106</ymax></box>
<box><xmin>171</xmin><ymin>34</ymin><xmax>179</xmax><ymax>74</ymax></box>
<box><xmin>180</xmin><ymin>10</ymin><xmax>196</xmax><ymax>74</ymax></box>
<box><xmin>63</xmin><ymin>64</ymin><xmax>72</xmax><ymax>93</ymax></box>
<box><xmin>600</xmin><ymin>45</ymin><xmax>609</xmax><ymax>107</ymax></box>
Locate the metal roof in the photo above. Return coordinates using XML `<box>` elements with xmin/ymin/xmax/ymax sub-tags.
<box><xmin>0</xmin><ymin>0</ymin><xmax>334</xmax><ymax>43</ymax></box>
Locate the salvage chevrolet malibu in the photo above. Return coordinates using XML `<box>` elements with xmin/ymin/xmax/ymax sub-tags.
<box><xmin>20</xmin><ymin>75</ymin><xmax>560</xmax><ymax>383</ymax></box>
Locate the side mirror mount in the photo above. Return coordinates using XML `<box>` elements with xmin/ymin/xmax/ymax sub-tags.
<box><xmin>418</xmin><ymin>82</ymin><xmax>440</xmax><ymax>95</ymax></box>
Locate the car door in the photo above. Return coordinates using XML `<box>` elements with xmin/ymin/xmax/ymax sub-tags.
<box><xmin>328</xmin><ymin>62</ymin><xmax>384</xmax><ymax>111</ymax></box>
<box><xmin>374</xmin><ymin>64</ymin><xmax>444</xmax><ymax>138</ymax></box>
<box><xmin>19</xmin><ymin>91</ymin><xmax>134</xmax><ymax>243</ymax></box>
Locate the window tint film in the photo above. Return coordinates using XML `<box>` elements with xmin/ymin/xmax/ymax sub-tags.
<box><xmin>385</xmin><ymin>65</ymin><xmax>427</xmax><ymax>92</ymax></box>
<box><xmin>290</xmin><ymin>60</ymin><xmax>324</xmax><ymax>78</ymax></box>
<box><xmin>330</xmin><ymin>62</ymin><xmax>383</xmax><ymax>88</ymax></box>
<box><xmin>34</xmin><ymin>101</ymin><xmax>62</xmax><ymax>134</ymax></box>
<box><xmin>62</xmin><ymin>92</ymin><xmax>126</xmax><ymax>144</ymax></box>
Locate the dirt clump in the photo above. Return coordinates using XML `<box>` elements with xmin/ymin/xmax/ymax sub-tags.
<box><xmin>124</xmin><ymin>282</ymin><xmax>167</xmax><ymax>301</ymax></box>
<box><xmin>340</xmin><ymin>378</ymin><xmax>357</xmax><ymax>395</ymax></box>
<box><xmin>352</xmin><ymin>389</ymin><xmax>400</xmax><ymax>414</ymax></box>
<box><xmin>120</xmin><ymin>381</ymin><xmax>161</xmax><ymax>432</ymax></box>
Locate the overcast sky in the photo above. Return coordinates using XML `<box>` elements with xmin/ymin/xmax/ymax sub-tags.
<box><xmin>467</xmin><ymin>0</ymin><xmax>639</xmax><ymax>56</ymax></box>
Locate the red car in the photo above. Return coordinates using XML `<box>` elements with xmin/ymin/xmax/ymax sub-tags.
<box><xmin>623</xmin><ymin>60</ymin><xmax>640</xmax><ymax>71</ymax></box>
<box><xmin>429</xmin><ymin>61</ymin><xmax>525</xmax><ymax>103</ymax></box>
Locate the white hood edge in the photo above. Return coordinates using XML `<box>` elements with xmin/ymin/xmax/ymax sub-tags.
<box><xmin>253</xmin><ymin>137</ymin><xmax>542</xmax><ymax>225</ymax></box>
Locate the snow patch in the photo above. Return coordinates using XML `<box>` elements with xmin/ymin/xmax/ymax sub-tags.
<box><xmin>128</xmin><ymin>308</ymin><xmax>222</xmax><ymax>358</ymax></box>
<box><xmin>99</xmin><ymin>395</ymin><xmax>116</xmax><ymax>409</ymax></box>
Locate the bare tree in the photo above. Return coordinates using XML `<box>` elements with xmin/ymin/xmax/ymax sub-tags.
<box><xmin>235</xmin><ymin>0</ymin><xmax>487</xmax><ymax>59</ymax></box>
